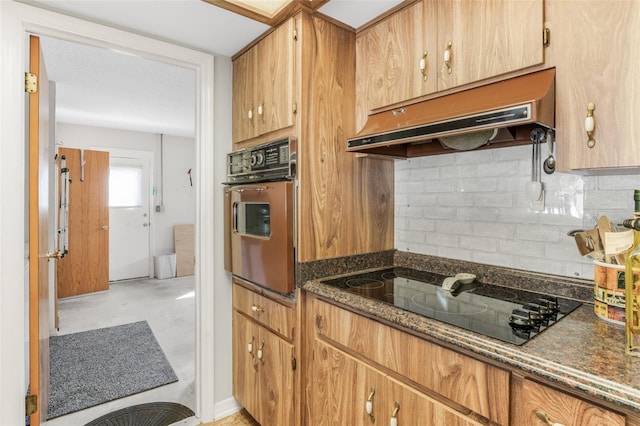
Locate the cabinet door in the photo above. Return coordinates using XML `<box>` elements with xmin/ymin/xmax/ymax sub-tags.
<box><xmin>437</xmin><ymin>0</ymin><xmax>543</xmax><ymax>90</ymax></box>
<box><xmin>232</xmin><ymin>312</ymin><xmax>260</xmax><ymax>419</ymax></box>
<box><xmin>355</xmin><ymin>1</ymin><xmax>437</xmax><ymax>119</ymax></box>
<box><xmin>309</xmin><ymin>340</ymin><xmax>387</xmax><ymax>425</ymax></box>
<box><xmin>518</xmin><ymin>379</ymin><xmax>625</xmax><ymax>426</ymax></box>
<box><xmin>232</xmin><ymin>47</ymin><xmax>257</xmax><ymax>143</ymax></box>
<box><xmin>255</xmin><ymin>18</ymin><xmax>295</xmax><ymax>137</ymax></box>
<box><xmin>258</xmin><ymin>326</ymin><xmax>294</xmax><ymax>426</ymax></box>
<box><xmin>386</xmin><ymin>377</ymin><xmax>480</xmax><ymax>426</ymax></box>
<box><xmin>550</xmin><ymin>1</ymin><xmax>640</xmax><ymax>170</ymax></box>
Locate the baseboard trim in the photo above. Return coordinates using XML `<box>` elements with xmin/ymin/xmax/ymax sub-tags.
<box><xmin>214</xmin><ymin>397</ymin><xmax>242</xmax><ymax>420</ymax></box>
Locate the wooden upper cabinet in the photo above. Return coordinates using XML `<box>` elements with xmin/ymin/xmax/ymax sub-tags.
<box><xmin>355</xmin><ymin>0</ymin><xmax>544</xmax><ymax>131</ymax></box>
<box><xmin>549</xmin><ymin>1</ymin><xmax>640</xmax><ymax>171</ymax></box>
<box><xmin>437</xmin><ymin>0</ymin><xmax>543</xmax><ymax>90</ymax></box>
<box><xmin>232</xmin><ymin>48</ymin><xmax>256</xmax><ymax>143</ymax></box>
<box><xmin>255</xmin><ymin>18</ymin><xmax>295</xmax><ymax>137</ymax></box>
<box><xmin>356</xmin><ymin>1</ymin><xmax>437</xmax><ymax>115</ymax></box>
<box><xmin>232</xmin><ymin>17</ymin><xmax>296</xmax><ymax>144</ymax></box>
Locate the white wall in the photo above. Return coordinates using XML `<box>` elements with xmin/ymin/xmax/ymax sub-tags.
<box><xmin>395</xmin><ymin>143</ymin><xmax>639</xmax><ymax>281</ymax></box>
<box><xmin>212</xmin><ymin>54</ymin><xmax>236</xmax><ymax>412</ymax></box>
<box><xmin>55</xmin><ymin>123</ymin><xmax>196</xmax><ymax>257</ymax></box>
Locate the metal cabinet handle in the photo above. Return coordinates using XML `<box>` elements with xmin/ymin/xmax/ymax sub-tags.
<box><xmin>535</xmin><ymin>410</ymin><xmax>565</xmax><ymax>426</ymax></box>
<box><xmin>585</xmin><ymin>102</ymin><xmax>596</xmax><ymax>148</ymax></box>
<box><xmin>443</xmin><ymin>41</ymin><xmax>453</xmax><ymax>74</ymax></box>
<box><xmin>248</xmin><ymin>107</ymin><xmax>254</xmax><ymax>121</ymax></box>
<box><xmin>389</xmin><ymin>401</ymin><xmax>400</xmax><ymax>426</ymax></box>
<box><xmin>419</xmin><ymin>51</ymin><xmax>428</xmax><ymax>81</ymax></box>
<box><xmin>365</xmin><ymin>387</ymin><xmax>375</xmax><ymax>423</ymax></box>
<box><xmin>251</xmin><ymin>305</ymin><xmax>264</xmax><ymax>313</ymax></box>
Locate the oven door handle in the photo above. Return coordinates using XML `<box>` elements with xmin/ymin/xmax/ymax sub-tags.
<box><xmin>233</xmin><ymin>185</ymin><xmax>267</xmax><ymax>194</ymax></box>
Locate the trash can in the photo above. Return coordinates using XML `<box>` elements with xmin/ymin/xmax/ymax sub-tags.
<box><xmin>154</xmin><ymin>253</ymin><xmax>177</xmax><ymax>279</ymax></box>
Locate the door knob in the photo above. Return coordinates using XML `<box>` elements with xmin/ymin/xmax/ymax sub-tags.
<box><xmin>143</xmin><ymin>223</ymin><xmax>149</xmax><ymax>227</ymax></box>
<box><xmin>101</xmin><ymin>225</ymin><xmax>109</xmax><ymax>231</ymax></box>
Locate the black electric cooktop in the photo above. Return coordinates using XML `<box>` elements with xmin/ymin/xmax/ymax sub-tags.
<box><xmin>321</xmin><ymin>267</ymin><xmax>582</xmax><ymax>346</ymax></box>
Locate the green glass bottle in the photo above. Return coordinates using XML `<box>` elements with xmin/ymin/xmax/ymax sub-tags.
<box><xmin>623</xmin><ymin>190</ymin><xmax>640</xmax><ymax>356</ymax></box>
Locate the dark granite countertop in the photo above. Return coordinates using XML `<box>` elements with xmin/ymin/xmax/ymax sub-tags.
<box><xmin>301</xmin><ymin>254</ymin><xmax>640</xmax><ymax>414</ymax></box>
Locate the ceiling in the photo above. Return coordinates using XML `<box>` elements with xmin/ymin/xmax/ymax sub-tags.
<box><xmin>26</xmin><ymin>0</ymin><xmax>403</xmax><ymax>138</ymax></box>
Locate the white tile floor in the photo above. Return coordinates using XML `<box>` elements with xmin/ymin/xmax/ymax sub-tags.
<box><xmin>46</xmin><ymin>276</ymin><xmax>196</xmax><ymax>426</ymax></box>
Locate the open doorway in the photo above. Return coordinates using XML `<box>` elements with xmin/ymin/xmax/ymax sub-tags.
<box><xmin>41</xmin><ymin>36</ymin><xmax>198</xmax><ymax>424</ymax></box>
<box><xmin>1</xmin><ymin>3</ymin><xmax>221</xmax><ymax>424</ymax></box>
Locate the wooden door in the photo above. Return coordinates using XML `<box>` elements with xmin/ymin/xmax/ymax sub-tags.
<box><xmin>258</xmin><ymin>326</ymin><xmax>294</xmax><ymax>426</ymax></box>
<box><xmin>308</xmin><ymin>340</ymin><xmax>386</xmax><ymax>426</ymax></box>
<box><xmin>232</xmin><ymin>47</ymin><xmax>257</xmax><ymax>144</ymax></box>
<box><xmin>386</xmin><ymin>376</ymin><xmax>480</xmax><ymax>426</ymax></box>
<box><xmin>437</xmin><ymin>0</ymin><xmax>543</xmax><ymax>90</ymax></box>
<box><xmin>56</xmin><ymin>147</ymin><xmax>109</xmax><ymax>298</ymax></box>
<box><xmin>517</xmin><ymin>379</ymin><xmax>625</xmax><ymax>426</ymax></box>
<box><xmin>549</xmin><ymin>1</ymin><xmax>640</xmax><ymax>170</ymax></box>
<box><xmin>28</xmin><ymin>34</ymin><xmax>51</xmax><ymax>426</ymax></box>
<box><xmin>232</xmin><ymin>312</ymin><xmax>260</xmax><ymax>421</ymax></box>
<box><xmin>355</xmin><ymin>0</ymin><xmax>436</xmax><ymax>130</ymax></box>
<box><xmin>255</xmin><ymin>17</ymin><xmax>295</xmax><ymax>137</ymax></box>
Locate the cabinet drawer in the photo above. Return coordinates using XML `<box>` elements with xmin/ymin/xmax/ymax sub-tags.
<box><xmin>519</xmin><ymin>379</ymin><xmax>625</xmax><ymax>426</ymax></box>
<box><xmin>311</xmin><ymin>297</ymin><xmax>509</xmax><ymax>425</ymax></box>
<box><xmin>233</xmin><ymin>282</ymin><xmax>294</xmax><ymax>340</ymax></box>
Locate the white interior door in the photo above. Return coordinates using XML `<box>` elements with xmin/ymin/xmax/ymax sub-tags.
<box><xmin>108</xmin><ymin>155</ymin><xmax>152</xmax><ymax>281</ymax></box>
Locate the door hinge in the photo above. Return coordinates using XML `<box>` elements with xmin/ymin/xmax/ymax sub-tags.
<box><xmin>25</xmin><ymin>394</ymin><xmax>37</xmax><ymax>416</ymax></box>
<box><xmin>291</xmin><ymin>356</ymin><xmax>297</xmax><ymax>371</ymax></box>
<box><xmin>293</xmin><ymin>28</ymin><xmax>298</xmax><ymax>41</ymax></box>
<box><xmin>543</xmin><ymin>27</ymin><xmax>550</xmax><ymax>48</ymax></box>
<box><xmin>25</xmin><ymin>72</ymin><xmax>38</xmax><ymax>94</ymax></box>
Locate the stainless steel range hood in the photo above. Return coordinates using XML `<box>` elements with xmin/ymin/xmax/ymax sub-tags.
<box><xmin>347</xmin><ymin>68</ymin><xmax>555</xmax><ymax>158</ymax></box>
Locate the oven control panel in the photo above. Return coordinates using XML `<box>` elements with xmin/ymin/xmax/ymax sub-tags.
<box><xmin>226</xmin><ymin>138</ymin><xmax>296</xmax><ymax>183</ymax></box>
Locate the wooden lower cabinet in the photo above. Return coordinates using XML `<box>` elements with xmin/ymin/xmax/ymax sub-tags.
<box><xmin>305</xmin><ymin>295</ymin><xmax>508</xmax><ymax>425</ymax></box>
<box><xmin>513</xmin><ymin>377</ymin><xmax>626</xmax><ymax>426</ymax></box>
<box><xmin>232</xmin><ymin>282</ymin><xmax>295</xmax><ymax>426</ymax></box>
<box><xmin>308</xmin><ymin>339</ymin><xmax>480</xmax><ymax>426</ymax></box>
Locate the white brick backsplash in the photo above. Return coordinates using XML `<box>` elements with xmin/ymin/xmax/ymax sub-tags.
<box><xmin>436</xmin><ymin>219</ymin><xmax>471</xmax><ymax>235</ymax></box>
<box><xmin>437</xmin><ymin>246</ymin><xmax>474</xmax><ymax>261</ymax></box>
<box><xmin>471</xmin><ymin>222</ymin><xmax>516</xmax><ymax>239</ymax></box>
<box><xmin>457</xmin><ymin>206</ymin><xmax>499</xmax><ymax>222</ymax></box>
<box><xmin>419</xmin><ymin>206</ymin><xmax>457</xmax><ymax>219</ymax></box>
<box><xmin>440</xmin><ymin>164</ymin><xmax>477</xmax><ymax>179</ymax></box>
<box><xmin>515</xmin><ymin>224</ymin><xmax>563</xmax><ymax>243</ymax></box>
<box><xmin>474</xmin><ymin>193</ymin><xmax>513</xmax><ymax>208</ymax></box>
<box><xmin>460</xmin><ymin>235</ymin><xmax>497</xmax><ymax>252</ymax></box>
<box><xmin>437</xmin><ymin>192</ymin><xmax>474</xmax><ymax>207</ymax></box>
<box><xmin>456</xmin><ymin>177</ymin><xmax>497</xmax><ymax>192</ymax></box>
<box><xmin>394</xmin><ymin>144</ymin><xmax>640</xmax><ymax>280</ymax></box>
<box><xmin>408</xmin><ymin>218</ymin><xmax>435</xmax><ymax>232</ymax></box>
<box><xmin>477</xmin><ymin>161</ymin><xmax>518</xmax><ymax>177</ymax></box>
<box><xmin>426</xmin><ymin>232</ymin><xmax>459</xmax><ymax>247</ymax></box>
